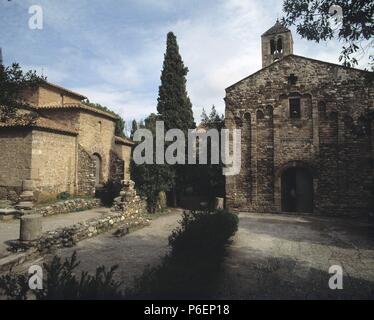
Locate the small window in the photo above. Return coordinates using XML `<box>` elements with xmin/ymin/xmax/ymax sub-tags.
<box><xmin>277</xmin><ymin>38</ymin><xmax>283</xmax><ymax>53</ymax></box>
<box><xmin>270</xmin><ymin>39</ymin><xmax>276</xmax><ymax>54</ymax></box>
<box><xmin>289</xmin><ymin>98</ymin><xmax>301</xmax><ymax>119</ymax></box>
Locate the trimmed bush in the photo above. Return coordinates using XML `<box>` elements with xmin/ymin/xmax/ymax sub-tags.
<box><xmin>127</xmin><ymin>209</ymin><xmax>238</xmax><ymax>299</ymax></box>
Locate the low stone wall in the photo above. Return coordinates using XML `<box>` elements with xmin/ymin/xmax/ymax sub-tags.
<box><xmin>35</xmin><ymin>198</ymin><xmax>101</xmax><ymax>217</ymax></box>
<box><xmin>8</xmin><ymin>203</ymin><xmax>149</xmax><ymax>253</ymax></box>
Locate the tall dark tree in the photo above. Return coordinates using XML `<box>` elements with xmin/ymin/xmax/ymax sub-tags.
<box><xmin>130</xmin><ymin>114</ymin><xmax>175</xmax><ymax>213</ymax></box>
<box><xmin>0</xmin><ymin>63</ymin><xmax>44</xmax><ymax>122</ymax></box>
<box><xmin>130</xmin><ymin>119</ymin><xmax>138</xmax><ymax>140</ymax></box>
<box><xmin>156</xmin><ymin>32</ymin><xmax>196</xmax><ymax>207</ymax></box>
<box><xmin>282</xmin><ymin>0</ymin><xmax>374</xmax><ymax>69</ymax></box>
<box><xmin>157</xmin><ymin>32</ymin><xmax>195</xmax><ymax>132</ymax></box>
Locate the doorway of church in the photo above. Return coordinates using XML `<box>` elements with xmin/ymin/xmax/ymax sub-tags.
<box><xmin>281</xmin><ymin>167</ymin><xmax>313</xmax><ymax>213</ymax></box>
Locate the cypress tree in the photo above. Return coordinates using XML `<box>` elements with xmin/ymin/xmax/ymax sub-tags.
<box><xmin>157</xmin><ymin>32</ymin><xmax>195</xmax><ymax>132</ymax></box>
<box><xmin>156</xmin><ymin>32</ymin><xmax>196</xmax><ymax>206</ymax></box>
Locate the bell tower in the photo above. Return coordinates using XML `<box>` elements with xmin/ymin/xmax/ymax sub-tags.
<box><xmin>261</xmin><ymin>20</ymin><xmax>293</xmax><ymax>68</ymax></box>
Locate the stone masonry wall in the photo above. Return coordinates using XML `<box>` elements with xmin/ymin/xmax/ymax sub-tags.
<box><xmin>225</xmin><ymin>55</ymin><xmax>374</xmax><ymax>216</ymax></box>
<box><xmin>109</xmin><ymin>150</ymin><xmax>125</xmax><ymax>183</ymax></box>
<box><xmin>30</xmin><ymin>130</ymin><xmax>77</xmax><ymax>195</ymax></box>
<box><xmin>77</xmin><ymin>144</ymin><xmax>95</xmax><ymax>196</ymax></box>
<box><xmin>0</xmin><ymin>129</ymin><xmax>32</xmax><ymax>201</ymax></box>
<box><xmin>114</xmin><ymin>143</ymin><xmax>132</xmax><ymax>180</ymax></box>
<box><xmin>35</xmin><ymin>198</ymin><xmax>101</xmax><ymax>217</ymax></box>
<box><xmin>78</xmin><ymin>111</ymin><xmax>116</xmax><ymax>183</ymax></box>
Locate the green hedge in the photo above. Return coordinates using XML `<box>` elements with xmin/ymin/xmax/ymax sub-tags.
<box><xmin>127</xmin><ymin>209</ymin><xmax>238</xmax><ymax>299</ymax></box>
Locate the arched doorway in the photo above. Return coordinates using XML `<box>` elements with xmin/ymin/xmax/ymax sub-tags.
<box><xmin>281</xmin><ymin>167</ymin><xmax>313</xmax><ymax>213</ymax></box>
<box><xmin>92</xmin><ymin>154</ymin><xmax>102</xmax><ymax>187</ymax></box>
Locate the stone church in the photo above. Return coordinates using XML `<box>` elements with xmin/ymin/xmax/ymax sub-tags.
<box><xmin>225</xmin><ymin>21</ymin><xmax>374</xmax><ymax>216</ymax></box>
<box><xmin>0</xmin><ymin>80</ymin><xmax>134</xmax><ymax>203</ymax></box>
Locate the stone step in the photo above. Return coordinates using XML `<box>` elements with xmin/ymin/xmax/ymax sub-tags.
<box><xmin>0</xmin><ymin>200</ymin><xmax>13</xmax><ymax>209</ymax></box>
<box><xmin>15</xmin><ymin>202</ymin><xmax>34</xmax><ymax>210</ymax></box>
<box><xmin>0</xmin><ymin>209</ymin><xmax>22</xmax><ymax>221</ymax></box>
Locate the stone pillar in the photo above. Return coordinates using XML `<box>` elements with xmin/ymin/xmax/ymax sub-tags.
<box><xmin>16</xmin><ymin>180</ymin><xmax>35</xmax><ymax>210</ymax></box>
<box><xmin>20</xmin><ymin>214</ymin><xmax>42</xmax><ymax>241</ymax></box>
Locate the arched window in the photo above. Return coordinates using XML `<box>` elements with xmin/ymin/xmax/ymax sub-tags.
<box><xmin>343</xmin><ymin>115</ymin><xmax>353</xmax><ymax>128</ymax></box>
<box><xmin>289</xmin><ymin>97</ymin><xmax>301</xmax><ymax>119</ymax></box>
<box><xmin>318</xmin><ymin>101</ymin><xmax>326</xmax><ymax>113</ymax></box>
<box><xmin>277</xmin><ymin>37</ymin><xmax>283</xmax><ymax>53</ymax></box>
<box><xmin>265</xmin><ymin>105</ymin><xmax>273</xmax><ymax>118</ymax></box>
<box><xmin>256</xmin><ymin>110</ymin><xmax>264</xmax><ymax>123</ymax></box>
<box><xmin>270</xmin><ymin>39</ymin><xmax>276</xmax><ymax>54</ymax></box>
<box><xmin>92</xmin><ymin>154</ymin><xmax>102</xmax><ymax>187</ymax></box>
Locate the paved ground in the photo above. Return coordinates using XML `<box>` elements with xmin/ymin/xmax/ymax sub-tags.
<box><xmin>0</xmin><ymin>207</ymin><xmax>111</xmax><ymax>258</ymax></box>
<box><xmin>12</xmin><ymin>210</ymin><xmax>183</xmax><ymax>292</ymax></box>
<box><xmin>218</xmin><ymin>213</ymin><xmax>374</xmax><ymax>299</ymax></box>
<box><xmin>4</xmin><ymin>210</ymin><xmax>374</xmax><ymax>299</ymax></box>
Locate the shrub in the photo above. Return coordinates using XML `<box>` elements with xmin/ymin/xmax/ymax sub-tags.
<box><xmin>57</xmin><ymin>192</ymin><xmax>71</xmax><ymax>201</ymax></box>
<box><xmin>97</xmin><ymin>180</ymin><xmax>122</xmax><ymax>207</ymax></box>
<box><xmin>0</xmin><ymin>252</ymin><xmax>123</xmax><ymax>300</ymax></box>
<box><xmin>127</xmin><ymin>209</ymin><xmax>239</xmax><ymax>299</ymax></box>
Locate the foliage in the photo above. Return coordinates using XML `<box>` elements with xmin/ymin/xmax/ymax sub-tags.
<box><xmin>199</xmin><ymin>106</ymin><xmax>225</xmax><ymax>201</ymax></box>
<box><xmin>57</xmin><ymin>192</ymin><xmax>71</xmax><ymax>201</ymax></box>
<box><xmin>97</xmin><ymin>180</ymin><xmax>122</xmax><ymax>207</ymax></box>
<box><xmin>156</xmin><ymin>32</ymin><xmax>196</xmax><ymax>206</ymax></box>
<box><xmin>82</xmin><ymin>100</ymin><xmax>127</xmax><ymax>138</ymax></box>
<box><xmin>0</xmin><ymin>252</ymin><xmax>123</xmax><ymax>300</ymax></box>
<box><xmin>127</xmin><ymin>209</ymin><xmax>238</xmax><ymax>299</ymax></box>
<box><xmin>130</xmin><ymin>119</ymin><xmax>138</xmax><ymax>139</ymax></box>
<box><xmin>157</xmin><ymin>32</ymin><xmax>195</xmax><ymax>132</ymax></box>
<box><xmin>130</xmin><ymin>114</ymin><xmax>175</xmax><ymax>213</ymax></box>
<box><xmin>0</xmin><ymin>63</ymin><xmax>44</xmax><ymax>122</ymax></box>
<box><xmin>282</xmin><ymin>0</ymin><xmax>374</xmax><ymax>69</ymax></box>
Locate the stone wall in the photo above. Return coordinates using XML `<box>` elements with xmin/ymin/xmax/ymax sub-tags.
<box><xmin>0</xmin><ymin>129</ymin><xmax>32</xmax><ymax>201</ymax></box>
<box><xmin>37</xmin><ymin>85</ymin><xmax>82</xmax><ymax>106</ymax></box>
<box><xmin>34</xmin><ymin>198</ymin><xmax>101</xmax><ymax>217</ymax></box>
<box><xmin>225</xmin><ymin>55</ymin><xmax>374</xmax><ymax>216</ymax></box>
<box><xmin>114</xmin><ymin>143</ymin><xmax>132</xmax><ymax>180</ymax></box>
<box><xmin>77</xmin><ymin>144</ymin><xmax>95</xmax><ymax>196</ymax></box>
<box><xmin>109</xmin><ymin>150</ymin><xmax>125</xmax><ymax>182</ymax></box>
<box><xmin>31</xmin><ymin>129</ymin><xmax>77</xmax><ymax>195</ymax></box>
<box><xmin>9</xmin><ymin>182</ymin><xmax>148</xmax><ymax>253</ymax></box>
<box><xmin>77</xmin><ymin>111</ymin><xmax>116</xmax><ymax>183</ymax></box>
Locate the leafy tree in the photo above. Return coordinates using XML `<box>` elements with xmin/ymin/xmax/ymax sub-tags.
<box><xmin>195</xmin><ymin>106</ymin><xmax>225</xmax><ymax>203</ymax></box>
<box><xmin>0</xmin><ymin>63</ymin><xmax>44</xmax><ymax>122</ymax></box>
<box><xmin>156</xmin><ymin>32</ymin><xmax>196</xmax><ymax>206</ymax></box>
<box><xmin>82</xmin><ymin>100</ymin><xmax>127</xmax><ymax>137</ymax></box>
<box><xmin>130</xmin><ymin>114</ymin><xmax>175</xmax><ymax>213</ymax></box>
<box><xmin>282</xmin><ymin>0</ymin><xmax>374</xmax><ymax>69</ymax></box>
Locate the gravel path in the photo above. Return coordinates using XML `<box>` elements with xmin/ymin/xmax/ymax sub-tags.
<box><xmin>12</xmin><ymin>209</ymin><xmax>183</xmax><ymax>291</ymax></box>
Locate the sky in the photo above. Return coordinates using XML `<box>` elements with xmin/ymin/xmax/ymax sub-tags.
<box><xmin>0</xmin><ymin>0</ymin><xmax>367</xmax><ymax>126</ymax></box>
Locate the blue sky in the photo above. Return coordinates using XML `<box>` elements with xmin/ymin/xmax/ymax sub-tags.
<box><xmin>0</xmin><ymin>0</ymin><xmax>366</xmax><ymax>124</ymax></box>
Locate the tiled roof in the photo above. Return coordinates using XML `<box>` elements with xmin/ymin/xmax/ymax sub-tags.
<box><xmin>0</xmin><ymin>117</ymin><xmax>78</xmax><ymax>135</ymax></box>
<box><xmin>115</xmin><ymin>136</ymin><xmax>135</xmax><ymax>146</ymax></box>
<box><xmin>262</xmin><ymin>20</ymin><xmax>290</xmax><ymax>36</ymax></box>
<box><xmin>36</xmin><ymin>103</ymin><xmax>119</xmax><ymax>120</ymax></box>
